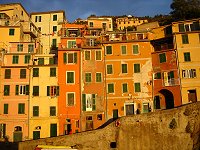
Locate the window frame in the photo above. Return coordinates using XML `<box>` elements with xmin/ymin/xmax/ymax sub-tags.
<box><xmin>159</xmin><ymin>53</ymin><xmax>166</xmax><ymax>63</ymax></box>
<box><xmin>134</xmin><ymin>82</ymin><xmax>141</xmax><ymax>93</ymax></box>
<box><xmin>184</xmin><ymin>52</ymin><xmax>191</xmax><ymax>62</ymax></box>
<box><xmin>9</xmin><ymin>29</ymin><xmax>15</xmax><ymax>36</ymax></box>
<box><xmin>95</xmin><ymin>50</ymin><xmax>102</xmax><ymax>61</ymax></box>
<box><xmin>4</xmin><ymin>85</ymin><xmax>10</xmax><ymax>96</ymax></box>
<box><xmin>50</xmin><ymin>68</ymin><xmax>56</xmax><ymax>77</ymax></box>
<box><xmin>17</xmin><ymin>44</ymin><xmax>23</xmax><ymax>52</ymax></box>
<box><xmin>12</xmin><ymin>55</ymin><xmax>19</xmax><ymax>64</ymax></box>
<box><xmin>85</xmin><ymin>72</ymin><xmax>92</xmax><ymax>83</ymax></box>
<box><xmin>33</xmin><ymin>106</ymin><xmax>39</xmax><ymax>117</ymax></box>
<box><xmin>33</xmin><ymin>86</ymin><xmax>39</xmax><ymax>96</ymax></box>
<box><xmin>121</xmin><ymin>45</ymin><xmax>127</xmax><ymax>55</ymax></box>
<box><xmin>134</xmin><ymin>64</ymin><xmax>140</xmax><ymax>73</ymax></box>
<box><xmin>107</xmin><ymin>64</ymin><xmax>113</xmax><ymax>74</ymax></box>
<box><xmin>53</xmin><ymin>14</ymin><xmax>57</xmax><ymax>21</ymax></box>
<box><xmin>4</xmin><ymin>104</ymin><xmax>8</xmax><ymax>114</ymax></box>
<box><xmin>63</xmin><ymin>52</ymin><xmax>77</xmax><ymax>64</ymax></box>
<box><xmin>20</xmin><ymin>69</ymin><xmax>26</xmax><ymax>79</ymax></box>
<box><xmin>85</xmin><ymin>50</ymin><xmax>91</xmax><ymax>60</ymax></box>
<box><xmin>107</xmin><ymin>83</ymin><xmax>114</xmax><ymax>94</ymax></box>
<box><xmin>50</xmin><ymin>106</ymin><xmax>56</xmax><ymax>116</ymax></box>
<box><xmin>96</xmin><ymin>72</ymin><xmax>102</xmax><ymax>82</ymax></box>
<box><xmin>18</xmin><ymin>103</ymin><xmax>25</xmax><ymax>114</ymax></box>
<box><xmin>5</xmin><ymin>69</ymin><xmax>11</xmax><ymax>79</ymax></box>
<box><xmin>133</xmin><ymin>45</ymin><xmax>139</xmax><ymax>54</ymax></box>
<box><xmin>66</xmin><ymin>71</ymin><xmax>75</xmax><ymax>84</ymax></box>
<box><xmin>121</xmin><ymin>64</ymin><xmax>128</xmax><ymax>74</ymax></box>
<box><xmin>33</xmin><ymin>68</ymin><xmax>39</xmax><ymax>77</ymax></box>
<box><xmin>182</xmin><ymin>34</ymin><xmax>189</xmax><ymax>44</ymax></box>
<box><xmin>66</xmin><ymin>92</ymin><xmax>75</xmax><ymax>106</ymax></box>
<box><xmin>106</xmin><ymin>46</ymin><xmax>112</xmax><ymax>55</ymax></box>
<box><xmin>122</xmin><ymin>83</ymin><xmax>128</xmax><ymax>93</ymax></box>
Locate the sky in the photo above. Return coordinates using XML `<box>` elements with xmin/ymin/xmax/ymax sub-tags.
<box><xmin>1</xmin><ymin>0</ymin><xmax>172</xmax><ymax>22</ymax></box>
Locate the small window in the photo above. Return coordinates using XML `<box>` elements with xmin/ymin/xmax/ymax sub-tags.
<box><xmin>134</xmin><ymin>83</ymin><xmax>141</xmax><ymax>92</ymax></box>
<box><xmin>134</xmin><ymin>64</ymin><xmax>140</xmax><ymax>73</ymax></box>
<box><xmin>122</xmin><ymin>64</ymin><xmax>127</xmax><ymax>73</ymax></box>
<box><xmin>95</xmin><ymin>50</ymin><xmax>101</xmax><ymax>60</ymax></box>
<box><xmin>17</xmin><ymin>44</ymin><xmax>23</xmax><ymax>52</ymax></box>
<box><xmin>4</xmin><ymin>85</ymin><xmax>10</xmax><ymax>96</ymax></box>
<box><xmin>107</xmin><ymin>65</ymin><xmax>113</xmax><ymax>74</ymax></box>
<box><xmin>182</xmin><ymin>34</ymin><xmax>189</xmax><ymax>44</ymax></box>
<box><xmin>53</xmin><ymin>26</ymin><xmax>57</xmax><ymax>32</ymax></box>
<box><xmin>159</xmin><ymin>53</ymin><xmax>166</xmax><ymax>63</ymax></box>
<box><xmin>184</xmin><ymin>52</ymin><xmax>191</xmax><ymax>62</ymax></box>
<box><xmin>121</xmin><ymin>45</ymin><xmax>127</xmax><ymax>55</ymax></box>
<box><xmin>38</xmin><ymin>16</ymin><xmax>41</xmax><ymax>22</ymax></box>
<box><xmin>50</xmin><ymin>68</ymin><xmax>56</xmax><ymax>77</ymax></box>
<box><xmin>24</xmin><ymin>55</ymin><xmax>30</xmax><ymax>64</ymax></box>
<box><xmin>96</xmin><ymin>73</ymin><xmax>102</xmax><ymax>82</ymax></box>
<box><xmin>108</xmin><ymin>83</ymin><xmax>114</xmax><ymax>93</ymax></box>
<box><xmin>15</xmin><ymin>85</ymin><xmax>29</xmax><ymax>95</ymax></box>
<box><xmin>33</xmin><ymin>68</ymin><xmax>39</xmax><ymax>77</ymax></box>
<box><xmin>154</xmin><ymin>72</ymin><xmax>161</xmax><ymax>79</ymax></box>
<box><xmin>67</xmin><ymin>93</ymin><xmax>75</xmax><ymax>106</ymax></box>
<box><xmin>47</xmin><ymin>86</ymin><xmax>59</xmax><ymax>97</ymax></box>
<box><xmin>66</xmin><ymin>72</ymin><xmax>74</xmax><ymax>84</ymax></box>
<box><xmin>85</xmin><ymin>73</ymin><xmax>92</xmax><ymax>82</ymax></box>
<box><xmin>89</xmin><ymin>22</ymin><xmax>94</xmax><ymax>27</ymax></box>
<box><xmin>18</xmin><ymin>103</ymin><xmax>25</xmax><ymax>114</ymax></box>
<box><xmin>33</xmin><ymin>86</ymin><xmax>39</xmax><ymax>96</ymax></box>
<box><xmin>63</xmin><ymin>52</ymin><xmax>77</xmax><ymax>64</ymax></box>
<box><xmin>20</xmin><ymin>69</ymin><xmax>26</xmax><ymax>79</ymax></box>
<box><xmin>97</xmin><ymin>114</ymin><xmax>102</xmax><ymax>120</ymax></box>
<box><xmin>50</xmin><ymin>106</ymin><xmax>56</xmax><ymax>116</ymax></box>
<box><xmin>52</xmin><ymin>39</ymin><xmax>57</xmax><ymax>47</ymax></box>
<box><xmin>106</xmin><ymin>46</ymin><xmax>112</xmax><ymax>55</ymax></box>
<box><xmin>49</xmin><ymin>58</ymin><xmax>54</xmax><ymax>64</ymax></box>
<box><xmin>133</xmin><ymin>45</ymin><xmax>139</xmax><ymax>54</ymax></box>
<box><xmin>33</xmin><ymin>106</ymin><xmax>39</xmax><ymax>117</ymax></box>
<box><xmin>4</xmin><ymin>104</ymin><xmax>8</xmax><ymax>114</ymax></box>
<box><xmin>53</xmin><ymin>15</ymin><xmax>57</xmax><ymax>21</ymax></box>
<box><xmin>5</xmin><ymin>69</ymin><xmax>11</xmax><ymax>79</ymax></box>
<box><xmin>122</xmin><ymin>83</ymin><xmax>128</xmax><ymax>93</ymax></box>
<box><xmin>9</xmin><ymin>29</ymin><xmax>15</xmax><ymax>35</ymax></box>
<box><xmin>38</xmin><ymin>58</ymin><xmax>44</xmax><ymax>65</ymax></box>
<box><xmin>85</xmin><ymin>51</ymin><xmax>91</xmax><ymax>60</ymax></box>
<box><xmin>12</xmin><ymin>55</ymin><xmax>19</xmax><ymax>64</ymax></box>
<box><xmin>28</xmin><ymin>44</ymin><xmax>34</xmax><ymax>53</ymax></box>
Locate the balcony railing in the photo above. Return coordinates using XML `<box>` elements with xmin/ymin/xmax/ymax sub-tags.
<box><xmin>22</xmin><ymin>21</ymin><xmax>40</xmax><ymax>38</ymax></box>
<box><xmin>163</xmin><ymin>78</ymin><xmax>180</xmax><ymax>86</ymax></box>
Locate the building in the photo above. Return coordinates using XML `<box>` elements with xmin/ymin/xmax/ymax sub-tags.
<box><xmin>116</xmin><ymin>16</ymin><xmax>148</xmax><ymax>31</ymax></box>
<box><xmin>30</xmin><ymin>10</ymin><xmax>66</xmax><ymax>61</ymax></box>
<box><xmin>101</xmin><ymin>31</ymin><xmax>153</xmax><ymax>119</ymax></box>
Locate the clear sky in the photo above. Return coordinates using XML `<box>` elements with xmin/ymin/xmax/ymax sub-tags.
<box><xmin>1</xmin><ymin>0</ymin><xmax>172</xmax><ymax>22</ymax></box>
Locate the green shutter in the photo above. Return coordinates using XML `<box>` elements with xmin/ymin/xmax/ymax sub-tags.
<box><xmin>4</xmin><ymin>104</ymin><xmax>8</xmax><ymax>114</ymax></box>
<box><xmin>47</xmin><ymin>86</ymin><xmax>50</xmax><ymax>96</ymax></box>
<box><xmin>134</xmin><ymin>64</ymin><xmax>140</xmax><ymax>73</ymax></box>
<box><xmin>82</xmin><ymin>94</ymin><xmax>86</xmax><ymax>111</ymax></box>
<box><xmin>169</xmin><ymin>71</ymin><xmax>174</xmax><ymax>78</ymax></box>
<box><xmin>92</xmin><ymin>94</ymin><xmax>96</xmax><ymax>111</ymax></box>
<box><xmin>74</xmin><ymin>53</ymin><xmax>77</xmax><ymax>63</ymax></box>
<box><xmin>178</xmin><ymin>24</ymin><xmax>185</xmax><ymax>32</ymax></box>
<box><xmin>15</xmin><ymin>85</ymin><xmax>19</xmax><ymax>95</ymax></box>
<box><xmin>56</xmin><ymin>86</ymin><xmax>59</xmax><ymax>96</ymax></box>
<box><xmin>25</xmin><ymin>85</ymin><xmax>29</xmax><ymax>95</ymax></box>
<box><xmin>135</xmin><ymin>83</ymin><xmax>141</xmax><ymax>92</ymax></box>
<box><xmin>63</xmin><ymin>53</ymin><xmax>67</xmax><ymax>63</ymax></box>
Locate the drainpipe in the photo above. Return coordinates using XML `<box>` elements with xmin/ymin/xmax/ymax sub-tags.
<box><xmin>80</xmin><ymin>49</ymin><xmax>82</xmax><ymax>132</ymax></box>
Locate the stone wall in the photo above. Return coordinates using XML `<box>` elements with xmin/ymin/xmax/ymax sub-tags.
<box><xmin>19</xmin><ymin>102</ymin><xmax>200</xmax><ymax>150</ymax></box>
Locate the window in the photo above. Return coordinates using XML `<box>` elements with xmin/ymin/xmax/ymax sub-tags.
<box><xmin>85</xmin><ymin>51</ymin><xmax>91</xmax><ymax>60</ymax></box>
<box><xmin>85</xmin><ymin>73</ymin><xmax>92</xmax><ymax>82</ymax></box>
<box><xmin>102</xmin><ymin>23</ymin><xmax>106</xmax><ymax>30</ymax></box>
<box><xmin>122</xmin><ymin>83</ymin><xmax>128</xmax><ymax>93</ymax></box>
<box><xmin>134</xmin><ymin>83</ymin><xmax>141</xmax><ymax>92</ymax></box>
<box><xmin>82</xmin><ymin>94</ymin><xmax>96</xmax><ymax>111</ymax></box>
<box><xmin>106</xmin><ymin>46</ymin><xmax>112</xmax><ymax>55</ymax></box>
<box><xmin>49</xmin><ymin>58</ymin><xmax>54</xmax><ymax>64</ymax></box>
<box><xmin>0</xmin><ymin>124</ymin><xmax>6</xmax><ymax>138</ymax></box>
<box><xmin>33</xmin><ymin>106</ymin><xmax>39</xmax><ymax>116</ymax></box>
<box><xmin>33</xmin><ymin>68</ymin><xmax>39</xmax><ymax>77</ymax></box>
<box><xmin>17</xmin><ymin>44</ymin><xmax>23</xmax><ymax>52</ymax></box>
<box><xmin>66</xmin><ymin>72</ymin><xmax>74</xmax><ymax>84</ymax></box>
<box><xmin>18</xmin><ymin>103</ymin><xmax>25</xmax><ymax>114</ymax></box>
<box><xmin>96</xmin><ymin>73</ymin><xmax>102</xmax><ymax>82</ymax></box>
<box><xmin>5</xmin><ymin>69</ymin><xmax>11</xmax><ymax>79</ymax></box>
<box><xmin>107</xmin><ymin>65</ymin><xmax>113</xmax><ymax>74</ymax></box>
<box><xmin>154</xmin><ymin>72</ymin><xmax>161</xmax><ymax>79</ymax></box>
<box><xmin>50</xmin><ymin>68</ymin><xmax>56</xmax><ymax>77</ymax></box>
<box><xmin>182</xmin><ymin>69</ymin><xmax>196</xmax><ymax>78</ymax></box>
<box><xmin>97</xmin><ymin>114</ymin><xmax>102</xmax><ymax>120</ymax></box>
<box><xmin>63</xmin><ymin>52</ymin><xmax>77</xmax><ymax>64</ymax></box>
<box><xmin>89</xmin><ymin>22</ymin><xmax>93</xmax><ymax>27</ymax></box>
<box><xmin>95</xmin><ymin>50</ymin><xmax>101</xmax><ymax>60</ymax></box>
<box><xmin>38</xmin><ymin>58</ymin><xmax>44</xmax><ymax>65</ymax></box>
<box><xmin>9</xmin><ymin>29</ymin><xmax>15</xmax><ymax>35</ymax></box>
<box><xmin>108</xmin><ymin>83</ymin><xmax>114</xmax><ymax>93</ymax></box>
<box><xmin>24</xmin><ymin>55</ymin><xmax>30</xmax><ymax>64</ymax></box>
<box><xmin>134</xmin><ymin>64</ymin><xmax>140</xmax><ymax>73</ymax></box>
<box><xmin>4</xmin><ymin>104</ymin><xmax>8</xmax><ymax>114</ymax></box>
<box><xmin>182</xmin><ymin>34</ymin><xmax>189</xmax><ymax>44</ymax></box>
<box><xmin>4</xmin><ymin>85</ymin><xmax>10</xmax><ymax>96</ymax></box>
<box><xmin>20</xmin><ymin>69</ymin><xmax>26</xmax><ymax>79</ymax></box>
<box><xmin>133</xmin><ymin>45</ymin><xmax>139</xmax><ymax>54</ymax></box>
<box><xmin>52</xmin><ymin>39</ymin><xmax>57</xmax><ymax>47</ymax></box>
<box><xmin>12</xmin><ymin>55</ymin><xmax>19</xmax><ymax>64</ymax></box>
<box><xmin>33</xmin><ymin>86</ymin><xmax>39</xmax><ymax>96</ymax></box>
<box><xmin>122</xmin><ymin>64</ymin><xmax>128</xmax><ymax>73</ymax></box>
<box><xmin>163</xmin><ymin>71</ymin><xmax>175</xmax><ymax>86</ymax></box>
<box><xmin>53</xmin><ymin>15</ymin><xmax>57</xmax><ymax>21</ymax></box>
<box><xmin>67</xmin><ymin>41</ymin><xmax>76</xmax><ymax>48</ymax></box>
<box><xmin>121</xmin><ymin>45</ymin><xmax>127</xmax><ymax>55</ymax></box>
<box><xmin>67</xmin><ymin>93</ymin><xmax>75</xmax><ymax>106</ymax></box>
<box><xmin>15</xmin><ymin>85</ymin><xmax>29</xmax><ymax>95</ymax></box>
<box><xmin>35</xmin><ymin>16</ymin><xmax>41</xmax><ymax>22</ymax></box>
<box><xmin>50</xmin><ymin>106</ymin><xmax>56</xmax><ymax>116</ymax></box>
<box><xmin>159</xmin><ymin>53</ymin><xmax>166</xmax><ymax>63</ymax></box>
<box><xmin>184</xmin><ymin>52</ymin><xmax>191</xmax><ymax>62</ymax></box>
<box><xmin>47</xmin><ymin>86</ymin><xmax>59</xmax><ymax>97</ymax></box>
<box><xmin>28</xmin><ymin>44</ymin><xmax>34</xmax><ymax>53</ymax></box>
<box><xmin>53</xmin><ymin>26</ymin><xmax>57</xmax><ymax>32</ymax></box>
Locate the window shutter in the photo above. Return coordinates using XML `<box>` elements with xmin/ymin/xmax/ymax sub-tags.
<box><xmin>56</xmin><ymin>86</ymin><xmax>59</xmax><ymax>96</ymax></box>
<box><xmin>47</xmin><ymin>86</ymin><xmax>50</xmax><ymax>96</ymax></box>
<box><xmin>178</xmin><ymin>24</ymin><xmax>185</xmax><ymax>32</ymax></box>
<box><xmin>26</xmin><ymin>85</ymin><xmax>29</xmax><ymax>95</ymax></box>
<box><xmin>74</xmin><ymin>53</ymin><xmax>77</xmax><ymax>63</ymax></box>
<box><xmin>15</xmin><ymin>85</ymin><xmax>19</xmax><ymax>95</ymax></box>
<box><xmin>63</xmin><ymin>53</ymin><xmax>67</xmax><ymax>63</ymax></box>
<box><xmin>92</xmin><ymin>94</ymin><xmax>96</xmax><ymax>111</ymax></box>
<box><xmin>82</xmin><ymin>94</ymin><xmax>86</xmax><ymax>111</ymax></box>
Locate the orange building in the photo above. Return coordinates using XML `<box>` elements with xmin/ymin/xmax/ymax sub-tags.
<box><xmin>101</xmin><ymin>31</ymin><xmax>153</xmax><ymax>119</ymax></box>
<box><xmin>57</xmin><ymin>23</ymin><xmax>85</xmax><ymax>135</ymax></box>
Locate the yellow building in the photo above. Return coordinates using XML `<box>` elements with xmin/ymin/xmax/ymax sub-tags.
<box><xmin>101</xmin><ymin>31</ymin><xmax>153</xmax><ymax>119</ymax></box>
<box><xmin>172</xmin><ymin>19</ymin><xmax>200</xmax><ymax>104</ymax></box>
<box><xmin>116</xmin><ymin>16</ymin><xmax>148</xmax><ymax>30</ymax></box>
<box><xmin>29</xmin><ymin>54</ymin><xmax>59</xmax><ymax>139</ymax></box>
<box><xmin>30</xmin><ymin>11</ymin><xmax>66</xmax><ymax>55</ymax></box>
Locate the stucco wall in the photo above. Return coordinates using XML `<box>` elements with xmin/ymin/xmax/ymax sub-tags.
<box><xmin>19</xmin><ymin>102</ymin><xmax>200</xmax><ymax>150</ymax></box>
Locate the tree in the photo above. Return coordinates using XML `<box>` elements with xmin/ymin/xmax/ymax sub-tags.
<box><xmin>170</xmin><ymin>0</ymin><xmax>200</xmax><ymax>21</ymax></box>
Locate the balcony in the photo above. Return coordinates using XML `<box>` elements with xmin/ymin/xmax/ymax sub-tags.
<box><xmin>22</xmin><ymin>21</ymin><xmax>40</xmax><ymax>38</ymax></box>
<box><xmin>163</xmin><ymin>78</ymin><xmax>180</xmax><ymax>86</ymax></box>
